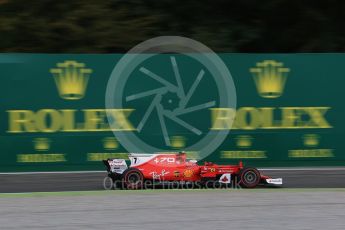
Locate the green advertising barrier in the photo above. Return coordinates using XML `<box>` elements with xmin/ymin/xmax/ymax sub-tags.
<box><xmin>0</xmin><ymin>54</ymin><xmax>344</xmax><ymax>172</ymax></box>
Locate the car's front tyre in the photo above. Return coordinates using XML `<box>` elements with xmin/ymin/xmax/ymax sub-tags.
<box><xmin>239</xmin><ymin>167</ymin><xmax>261</xmax><ymax>188</ymax></box>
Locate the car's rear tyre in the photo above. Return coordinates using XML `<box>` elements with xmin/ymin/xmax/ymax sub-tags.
<box><xmin>239</xmin><ymin>167</ymin><xmax>261</xmax><ymax>188</ymax></box>
<box><xmin>123</xmin><ymin>168</ymin><xmax>144</xmax><ymax>189</ymax></box>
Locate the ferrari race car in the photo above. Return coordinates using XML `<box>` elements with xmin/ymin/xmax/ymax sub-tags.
<box><xmin>103</xmin><ymin>152</ymin><xmax>282</xmax><ymax>189</ymax></box>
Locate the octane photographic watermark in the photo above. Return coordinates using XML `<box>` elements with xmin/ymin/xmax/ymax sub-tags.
<box><xmin>104</xmin><ymin>36</ymin><xmax>237</xmax><ymax>190</ymax></box>
<box><xmin>103</xmin><ymin>176</ymin><xmax>242</xmax><ymax>190</ymax></box>
<box><xmin>105</xmin><ymin>36</ymin><xmax>237</xmax><ymax>161</ymax></box>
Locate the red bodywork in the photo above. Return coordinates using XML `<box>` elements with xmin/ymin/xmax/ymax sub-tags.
<box><xmin>103</xmin><ymin>152</ymin><xmax>282</xmax><ymax>188</ymax></box>
<box><xmin>129</xmin><ymin>152</ymin><xmax>248</xmax><ymax>182</ymax></box>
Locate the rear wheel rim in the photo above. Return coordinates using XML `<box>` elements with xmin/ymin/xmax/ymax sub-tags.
<box><xmin>126</xmin><ymin>171</ymin><xmax>143</xmax><ymax>189</ymax></box>
<box><xmin>128</xmin><ymin>173</ymin><xmax>140</xmax><ymax>184</ymax></box>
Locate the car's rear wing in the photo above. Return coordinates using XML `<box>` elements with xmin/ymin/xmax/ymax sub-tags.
<box><xmin>103</xmin><ymin>159</ymin><xmax>128</xmax><ymax>174</ymax></box>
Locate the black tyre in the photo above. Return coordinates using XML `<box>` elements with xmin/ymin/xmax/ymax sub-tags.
<box><xmin>239</xmin><ymin>167</ymin><xmax>261</xmax><ymax>188</ymax></box>
<box><xmin>123</xmin><ymin>168</ymin><xmax>144</xmax><ymax>189</ymax></box>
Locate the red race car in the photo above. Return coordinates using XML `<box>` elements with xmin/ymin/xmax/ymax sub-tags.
<box><xmin>103</xmin><ymin>152</ymin><xmax>282</xmax><ymax>189</ymax></box>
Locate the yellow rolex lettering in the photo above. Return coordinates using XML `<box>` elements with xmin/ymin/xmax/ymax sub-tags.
<box><xmin>87</xmin><ymin>153</ymin><xmax>129</xmax><ymax>161</ymax></box>
<box><xmin>6</xmin><ymin>106</ymin><xmax>331</xmax><ymax>133</ymax></box>
<box><xmin>260</xmin><ymin>107</ymin><xmax>275</xmax><ymax>128</ymax></box>
<box><xmin>7</xmin><ymin>110</ymin><xmax>37</xmax><ymax>133</ymax></box>
<box><xmin>210</xmin><ymin>107</ymin><xmax>332</xmax><ymax>130</ymax></box>
<box><xmin>35</xmin><ymin>109</ymin><xmax>62</xmax><ymax>132</ymax></box>
<box><xmin>221</xmin><ymin>151</ymin><xmax>267</xmax><ymax>159</ymax></box>
<box><xmin>210</xmin><ymin>108</ymin><xmax>236</xmax><ymax>130</ymax></box>
<box><xmin>61</xmin><ymin>109</ymin><xmax>77</xmax><ymax>131</ymax></box>
<box><xmin>233</xmin><ymin>107</ymin><xmax>260</xmax><ymax>130</ymax></box>
<box><xmin>107</xmin><ymin>109</ymin><xmax>136</xmax><ymax>131</ymax></box>
<box><xmin>281</xmin><ymin>107</ymin><xmax>332</xmax><ymax>129</ymax></box>
<box><xmin>281</xmin><ymin>107</ymin><xmax>302</xmax><ymax>128</ymax></box>
<box><xmin>17</xmin><ymin>154</ymin><xmax>66</xmax><ymax>163</ymax></box>
<box><xmin>305</xmin><ymin>107</ymin><xmax>332</xmax><ymax>128</ymax></box>
<box><xmin>83</xmin><ymin>109</ymin><xmax>108</xmax><ymax>131</ymax></box>
<box><xmin>288</xmin><ymin>149</ymin><xmax>334</xmax><ymax>158</ymax></box>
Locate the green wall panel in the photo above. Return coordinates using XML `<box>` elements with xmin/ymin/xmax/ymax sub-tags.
<box><xmin>0</xmin><ymin>54</ymin><xmax>344</xmax><ymax>172</ymax></box>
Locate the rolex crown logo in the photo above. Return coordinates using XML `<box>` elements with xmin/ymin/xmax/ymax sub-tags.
<box><xmin>33</xmin><ymin>138</ymin><xmax>51</xmax><ymax>151</ymax></box>
<box><xmin>236</xmin><ymin>135</ymin><xmax>252</xmax><ymax>148</ymax></box>
<box><xmin>250</xmin><ymin>60</ymin><xmax>290</xmax><ymax>98</ymax></box>
<box><xmin>103</xmin><ymin>137</ymin><xmax>118</xmax><ymax>150</ymax></box>
<box><xmin>303</xmin><ymin>134</ymin><xmax>319</xmax><ymax>147</ymax></box>
<box><xmin>50</xmin><ymin>60</ymin><xmax>92</xmax><ymax>100</ymax></box>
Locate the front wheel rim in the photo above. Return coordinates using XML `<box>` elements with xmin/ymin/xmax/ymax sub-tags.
<box><xmin>244</xmin><ymin>171</ymin><xmax>257</xmax><ymax>184</ymax></box>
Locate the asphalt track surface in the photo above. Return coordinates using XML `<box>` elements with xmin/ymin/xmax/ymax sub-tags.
<box><xmin>0</xmin><ymin>189</ymin><xmax>344</xmax><ymax>230</ymax></box>
<box><xmin>1</xmin><ymin>169</ymin><xmax>345</xmax><ymax>193</ymax></box>
<box><xmin>1</xmin><ymin>170</ymin><xmax>345</xmax><ymax>230</ymax></box>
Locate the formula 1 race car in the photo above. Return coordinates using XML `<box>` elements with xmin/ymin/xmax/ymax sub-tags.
<box><xmin>103</xmin><ymin>152</ymin><xmax>282</xmax><ymax>189</ymax></box>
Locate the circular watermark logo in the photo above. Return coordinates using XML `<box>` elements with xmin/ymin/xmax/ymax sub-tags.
<box><xmin>105</xmin><ymin>36</ymin><xmax>236</xmax><ymax>160</ymax></box>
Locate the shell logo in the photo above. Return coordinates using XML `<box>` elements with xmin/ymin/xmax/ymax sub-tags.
<box><xmin>183</xmin><ymin>169</ymin><xmax>194</xmax><ymax>178</ymax></box>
